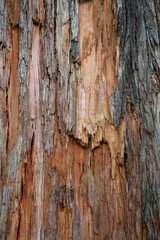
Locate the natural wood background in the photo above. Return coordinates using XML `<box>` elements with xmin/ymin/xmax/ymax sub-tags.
<box><xmin>0</xmin><ymin>0</ymin><xmax>160</xmax><ymax>239</ymax></box>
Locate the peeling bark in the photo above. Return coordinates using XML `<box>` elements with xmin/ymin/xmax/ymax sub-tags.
<box><xmin>0</xmin><ymin>0</ymin><xmax>160</xmax><ymax>239</ymax></box>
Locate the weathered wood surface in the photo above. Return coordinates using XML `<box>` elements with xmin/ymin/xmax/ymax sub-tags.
<box><xmin>0</xmin><ymin>0</ymin><xmax>160</xmax><ymax>239</ymax></box>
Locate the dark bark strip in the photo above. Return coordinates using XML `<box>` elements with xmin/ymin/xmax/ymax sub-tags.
<box><xmin>113</xmin><ymin>0</ymin><xmax>160</xmax><ymax>238</ymax></box>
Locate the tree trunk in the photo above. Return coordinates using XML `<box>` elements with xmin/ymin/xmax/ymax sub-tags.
<box><xmin>0</xmin><ymin>0</ymin><xmax>160</xmax><ymax>239</ymax></box>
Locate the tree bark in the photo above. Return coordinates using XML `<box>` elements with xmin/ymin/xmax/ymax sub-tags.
<box><xmin>0</xmin><ymin>0</ymin><xmax>160</xmax><ymax>239</ymax></box>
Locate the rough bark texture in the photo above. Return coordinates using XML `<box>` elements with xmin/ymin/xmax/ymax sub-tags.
<box><xmin>0</xmin><ymin>0</ymin><xmax>160</xmax><ymax>239</ymax></box>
